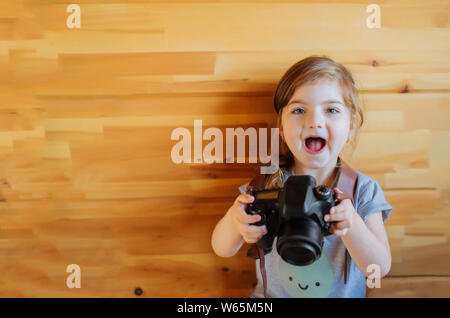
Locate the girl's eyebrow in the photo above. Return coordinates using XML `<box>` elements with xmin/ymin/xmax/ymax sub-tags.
<box><xmin>287</xmin><ymin>99</ymin><xmax>344</xmax><ymax>106</ymax></box>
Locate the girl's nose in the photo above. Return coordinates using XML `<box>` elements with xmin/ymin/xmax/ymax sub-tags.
<box><xmin>307</xmin><ymin>110</ymin><xmax>324</xmax><ymax>129</ymax></box>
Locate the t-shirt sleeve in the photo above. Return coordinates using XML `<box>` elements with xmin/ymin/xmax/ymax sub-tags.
<box><xmin>355</xmin><ymin>176</ymin><xmax>393</xmax><ymax>223</ymax></box>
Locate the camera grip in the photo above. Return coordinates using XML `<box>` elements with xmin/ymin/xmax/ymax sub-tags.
<box><xmin>245</xmin><ymin>187</ymin><xmax>267</xmax><ymax>226</ymax></box>
<box><xmin>246</xmin><ymin>204</ymin><xmax>266</xmax><ymax>226</ymax></box>
<box><xmin>322</xmin><ymin>188</ymin><xmax>353</xmax><ymax>235</ymax></box>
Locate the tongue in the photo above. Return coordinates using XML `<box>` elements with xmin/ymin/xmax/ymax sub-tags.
<box><xmin>306</xmin><ymin>138</ymin><xmax>324</xmax><ymax>152</ymax></box>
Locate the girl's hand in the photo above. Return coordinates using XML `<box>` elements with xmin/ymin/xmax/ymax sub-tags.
<box><xmin>228</xmin><ymin>194</ymin><xmax>268</xmax><ymax>244</ymax></box>
<box><xmin>324</xmin><ymin>188</ymin><xmax>357</xmax><ymax>237</ymax></box>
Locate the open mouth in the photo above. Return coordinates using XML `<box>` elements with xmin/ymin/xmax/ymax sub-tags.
<box><xmin>304</xmin><ymin>137</ymin><xmax>327</xmax><ymax>154</ymax></box>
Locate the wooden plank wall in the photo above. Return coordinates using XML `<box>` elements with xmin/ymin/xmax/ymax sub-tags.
<box><xmin>0</xmin><ymin>0</ymin><xmax>449</xmax><ymax>297</ymax></box>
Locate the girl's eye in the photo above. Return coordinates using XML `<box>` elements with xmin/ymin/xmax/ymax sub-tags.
<box><xmin>327</xmin><ymin>107</ymin><xmax>340</xmax><ymax>114</ymax></box>
<box><xmin>292</xmin><ymin>108</ymin><xmax>305</xmax><ymax>114</ymax></box>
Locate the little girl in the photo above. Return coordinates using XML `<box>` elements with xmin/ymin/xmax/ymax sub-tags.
<box><xmin>211</xmin><ymin>55</ymin><xmax>393</xmax><ymax>298</ymax></box>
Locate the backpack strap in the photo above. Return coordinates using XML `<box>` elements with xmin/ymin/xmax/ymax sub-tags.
<box><xmin>245</xmin><ymin>157</ymin><xmax>358</xmax><ymax>297</ymax></box>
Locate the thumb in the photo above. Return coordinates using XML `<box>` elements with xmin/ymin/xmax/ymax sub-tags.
<box><xmin>333</xmin><ymin>187</ymin><xmax>344</xmax><ymax>194</ymax></box>
<box><xmin>333</xmin><ymin>187</ymin><xmax>353</xmax><ymax>204</ymax></box>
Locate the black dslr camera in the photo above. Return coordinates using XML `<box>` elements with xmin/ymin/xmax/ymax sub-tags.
<box><xmin>246</xmin><ymin>175</ymin><xmax>337</xmax><ymax>266</ymax></box>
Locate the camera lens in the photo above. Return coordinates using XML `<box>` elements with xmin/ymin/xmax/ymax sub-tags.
<box><xmin>278</xmin><ymin>240</ymin><xmax>318</xmax><ymax>266</ymax></box>
<box><xmin>276</xmin><ymin>219</ymin><xmax>323</xmax><ymax>266</ymax></box>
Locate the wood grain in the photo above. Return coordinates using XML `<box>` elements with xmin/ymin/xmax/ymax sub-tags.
<box><xmin>0</xmin><ymin>0</ymin><xmax>449</xmax><ymax>297</ymax></box>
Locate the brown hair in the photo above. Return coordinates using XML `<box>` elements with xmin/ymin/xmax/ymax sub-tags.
<box><xmin>265</xmin><ymin>55</ymin><xmax>364</xmax><ymax>189</ymax></box>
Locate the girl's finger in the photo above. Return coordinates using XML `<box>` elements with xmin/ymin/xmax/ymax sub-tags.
<box><xmin>325</xmin><ymin>212</ymin><xmax>346</xmax><ymax>222</ymax></box>
<box><xmin>236</xmin><ymin>194</ymin><xmax>254</xmax><ymax>207</ymax></box>
<box><xmin>332</xmin><ymin>220</ymin><xmax>350</xmax><ymax>230</ymax></box>
<box><xmin>333</xmin><ymin>228</ymin><xmax>349</xmax><ymax>236</ymax></box>
<box><xmin>237</xmin><ymin>210</ymin><xmax>261</xmax><ymax>224</ymax></box>
<box><xmin>330</xmin><ymin>204</ymin><xmax>345</xmax><ymax>214</ymax></box>
<box><xmin>244</xmin><ymin>236</ymin><xmax>258</xmax><ymax>244</ymax></box>
<box><xmin>247</xmin><ymin>224</ymin><xmax>265</xmax><ymax>233</ymax></box>
<box><xmin>246</xmin><ymin>226</ymin><xmax>267</xmax><ymax>240</ymax></box>
<box><xmin>261</xmin><ymin>225</ymin><xmax>268</xmax><ymax>235</ymax></box>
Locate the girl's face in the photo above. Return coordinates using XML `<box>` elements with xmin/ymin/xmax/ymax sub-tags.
<box><xmin>280</xmin><ymin>78</ymin><xmax>353</xmax><ymax>170</ymax></box>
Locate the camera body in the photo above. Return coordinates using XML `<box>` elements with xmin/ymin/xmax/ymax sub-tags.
<box><xmin>246</xmin><ymin>175</ymin><xmax>337</xmax><ymax>266</ymax></box>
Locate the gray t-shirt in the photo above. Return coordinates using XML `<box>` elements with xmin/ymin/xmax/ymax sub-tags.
<box><xmin>238</xmin><ymin>170</ymin><xmax>393</xmax><ymax>298</ymax></box>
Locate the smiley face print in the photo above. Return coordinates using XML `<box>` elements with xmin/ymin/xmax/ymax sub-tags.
<box><xmin>279</xmin><ymin>252</ymin><xmax>334</xmax><ymax>298</ymax></box>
